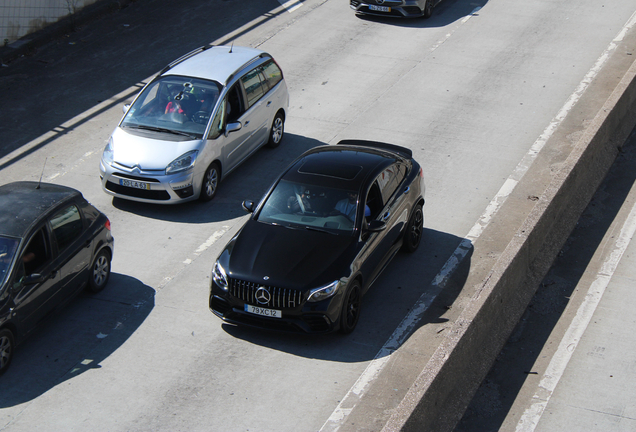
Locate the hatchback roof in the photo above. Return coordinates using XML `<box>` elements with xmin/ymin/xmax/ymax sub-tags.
<box><xmin>163</xmin><ymin>45</ymin><xmax>268</xmax><ymax>86</ymax></box>
<box><xmin>0</xmin><ymin>182</ymin><xmax>81</xmax><ymax>238</ymax></box>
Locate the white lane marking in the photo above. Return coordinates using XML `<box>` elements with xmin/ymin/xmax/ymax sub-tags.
<box><xmin>279</xmin><ymin>0</ymin><xmax>303</xmax><ymax>13</ymax></box>
<box><xmin>321</xmin><ymin>9</ymin><xmax>636</xmax><ymax>432</ymax></box>
<box><xmin>182</xmin><ymin>227</ymin><xmax>230</xmax><ymax>264</ymax></box>
<box><xmin>516</xmin><ymin>185</ymin><xmax>636</xmax><ymax>432</ymax></box>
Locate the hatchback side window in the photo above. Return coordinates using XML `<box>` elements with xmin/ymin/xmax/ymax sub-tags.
<box><xmin>22</xmin><ymin>228</ymin><xmax>51</xmax><ymax>276</ymax></box>
<box><xmin>50</xmin><ymin>205</ymin><xmax>83</xmax><ymax>252</ymax></box>
<box><xmin>261</xmin><ymin>60</ymin><xmax>283</xmax><ymax>92</ymax></box>
<box><xmin>240</xmin><ymin>67</ymin><xmax>265</xmax><ymax>109</ymax></box>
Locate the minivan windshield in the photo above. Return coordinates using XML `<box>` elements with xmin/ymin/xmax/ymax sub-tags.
<box><xmin>257</xmin><ymin>179</ymin><xmax>361</xmax><ymax>234</ymax></box>
<box><xmin>121</xmin><ymin>76</ymin><xmax>222</xmax><ymax>140</ymax></box>
<box><xmin>0</xmin><ymin>235</ymin><xmax>19</xmax><ymax>287</ymax></box>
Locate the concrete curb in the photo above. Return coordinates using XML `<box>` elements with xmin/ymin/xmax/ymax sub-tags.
<box><xmin>382</xmin><ymin>54</ymin><xmax>636</xmax><ymax>432</ymax></box>
<box><xmin>0</xmin><ymin>0</ymin><xmax>137</xmax><ymax>65</ymax></box>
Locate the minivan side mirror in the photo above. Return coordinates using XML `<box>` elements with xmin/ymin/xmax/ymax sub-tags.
<box><xmin>225</xmin><ymin>122</ymin><xmax>242</xmax><ymax>137</ymax></box>
<box><xmin>242</xmin><ymin>200</ymin><xmax>255</xmax><ymax>213</ymax></box>
<box><xmin>122</xmin><ymin>104</ymin><xmax>130</xmax><ymax>114</ymax></box>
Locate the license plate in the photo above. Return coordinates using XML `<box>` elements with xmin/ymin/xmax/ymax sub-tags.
<box><xmin>369</xmin><ymin>4</ymin><xmax>390</xmax><ymax>12</ymax></box>
<box><xmin>120</xmin><ymin>179</ymin><xmax>150</xmax><ymax>190</ymax></box>
<box><xmin>245</xmin><ymin>304</ymin><xmax>282</xmax><ymax>318</ymax></box>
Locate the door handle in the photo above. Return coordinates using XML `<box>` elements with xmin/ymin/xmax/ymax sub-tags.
<box><xmin>244</xmin><ymin>121</ymin><xmax>250</xmax><ymax>126</ymax></box>
<box><xmin>404</xmin><ymin>186</ymin><xmax>410</xmax><ymax>194</ymax></box>
<box><xmin>267</xmin><ymin>101</ymin><xmax>272</xmax><ymax>107</ymax></box>
<box><xmin>383</xmin><ymin>211</ymin><xmax>390</xmax><ymax>221</ymax></box>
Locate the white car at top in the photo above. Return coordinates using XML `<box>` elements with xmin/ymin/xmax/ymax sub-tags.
<box><xmin>99</xmin><ymin>45</ymin><xmax>289</xmax><ymax>204</ymax></box>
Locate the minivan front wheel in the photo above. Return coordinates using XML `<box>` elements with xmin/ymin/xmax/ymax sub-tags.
<box><xmin>267</xmin><ymin>112</ymin><xmax>285</xmax><ymax>148</ymax></box>
<box><xmin>200</xmin><ymin>162</ymin><xmax>220</xmax><ymax>201</ymax></box>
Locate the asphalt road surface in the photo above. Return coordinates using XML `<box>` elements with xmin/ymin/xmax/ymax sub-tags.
<box><xmin>1</xmin><ymin>0</ymin><xmax>635</xmax><ymax>430</ymax></box>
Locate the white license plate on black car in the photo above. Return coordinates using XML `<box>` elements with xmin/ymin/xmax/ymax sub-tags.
<box><xmin>120</xmin><ymin>179</ymin><xmax>150</xmax><ymax>190</ymax></box>
<box><xmin>245</xmin><ymin>304</ymin><xmax>282</xmax><ymax>318</ymax></box>
<box><xmin>369</xmin><ymin>5</ymin><xmax>390</xmax><ymax>12</ymax></box>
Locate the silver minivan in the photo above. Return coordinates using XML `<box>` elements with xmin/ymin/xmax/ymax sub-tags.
<box><xmin>99</xmin><ymin>45</ymin><xmax>289</xmax><ymax>204</ymax></box>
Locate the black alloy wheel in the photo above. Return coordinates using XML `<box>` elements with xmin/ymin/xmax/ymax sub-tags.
<box><xmin>200</xmin><ymin>162</ymin><xmax>220</xmax><ymax>201</ymax></box>
<box><xmin>0</xmin><ymin>329</ymin><xmax>14</xmax><ymax>376</ymax></box>
<box><xmin>423</xmin><ymin>0</ymin><xmax>433</xmax><ymax>18</ymax></box>
<box><xmin>87</xmin><ymin>249</ymin><xmax>111</xmax><ymax>293</ymax></box>
<box><xmin>403</xmin><ymin>204</ymin><xmax>423</xmax><ymax>253</ymax></box>
<box><xmin>339</xmin><ymin>280</ymin><xmax>362</xmax><ymax>334</ymax></box>
<box><xmin>267</xmin><ymin>112</ymin><xmax>285</xmax><ymax>148</ymax></box>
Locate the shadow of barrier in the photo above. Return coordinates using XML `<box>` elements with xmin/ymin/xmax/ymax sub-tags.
<box><xmin>381</xmin><ymin>36</ymin><xmax>636</xmax><ymax>432</ymax></box>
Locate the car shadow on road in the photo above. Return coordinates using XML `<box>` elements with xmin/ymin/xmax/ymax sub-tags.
<box><xmin>220</xmin><ymin>227</ymin><xmax>471</xmax><ymax>364</ymax></box>
<box><xmin>0</xmin><ymin>273</ymin><xmax>155</xmax><ymax>408</ymax></box>
<box><xmin>109</xmin><ymin>133</ymin><xmax>326</xmax><ymax>224</ymax></box>
<box><xmin>354</xmin><ymin>0</ymin><xmax>488</xmax><ymax>29</ymax></box>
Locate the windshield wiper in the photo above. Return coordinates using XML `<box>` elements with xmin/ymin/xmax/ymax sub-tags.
<box><xmin>305</xmin><ymin>226</ymin><xmax>337</xmax><ymax>235</ymax></box>
<box><xmin>125</xmin><ymin>124</ymin><xmax>196</xmax><ymax>139</ymax></box>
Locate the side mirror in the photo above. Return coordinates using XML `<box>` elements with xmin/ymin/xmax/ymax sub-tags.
<box><xmin>22</xmin><ymin>274</ymin><xmax>44</xmax><ymax>285</ymax></box>
<box><xmin>365</xmin><ymin>220</ymin><xmax>386</xmax><ymax>233</ymax></box>
<box><xmin>122</xmin><ymin>104</ymin><xmax>131</xmax><ymax>114</ymax></box>
<box><xmin>225</xmin><ymin>122</ymin><xmax>242</xmax><ymax>137</ymax></box>
<box><xmin>242</xmin><ymin>200</ymin><xmax>255</xmax><ymax>213</ymax></box>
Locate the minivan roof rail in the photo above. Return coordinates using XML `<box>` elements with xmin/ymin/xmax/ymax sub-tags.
<box><xmin>158</xmin><ymin>45</ymin><xmax>213</xmax><ymax>75</ymax></box>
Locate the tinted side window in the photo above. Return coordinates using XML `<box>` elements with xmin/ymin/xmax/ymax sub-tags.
<box><xmin>50</xmin><ymin>205</ymin><xmax>83</xmax><ymax>251</ymax></box>
<box><xmin>23</xmin><ymin>228</ymin><xmax>51</xmax><ymax>275</ymax></box>
<box><xmin>377</xmin><ymin>165</ymin><xmax>399</xmax><ymax>203</ymax></box>
<box><xmin>261</xmin><ymin>60</ymin><xmax>283</xmax><ymax>92</ymax></box>
<box><xmin>241</xmin><ymin>68</ymin><xmax>265</xmax><ymax>108</ymax></box>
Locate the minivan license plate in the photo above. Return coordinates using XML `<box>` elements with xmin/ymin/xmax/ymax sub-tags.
<box><xmin>369</xmin><ymin>5</ymin><xmax>390</xmax><ymax>12</ymax></box>
<box><xmin>245</xmin><ymin>304</ymin><xmax>282</xmax><ymax>318</ymax></box>
<box><xmin>120</xmin><ymin>179</ymin><xmax>150</xmax><ymax>190</ymax></box>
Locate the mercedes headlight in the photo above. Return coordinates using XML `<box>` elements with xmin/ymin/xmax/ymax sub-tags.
<box><xmin>212</xmin><ymin>260</ymin><xmax>229</xmax><ymax>290</ymax></box>
<box><xmin>307</xmin><ymin>280</ymin><xmax>341</xmax><ymax>302</ymax></box>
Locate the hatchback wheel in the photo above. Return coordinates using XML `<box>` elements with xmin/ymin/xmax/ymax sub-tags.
<box><xmin>200</xmin><ymin>162</ymin><xmax>220</xmax><ymax>201</ymax></box>
<box><xmin>403</xmin><ymin>204</ymin><xmax>423</xmax><ymax>253</ymax></box>
<box><xmin>339</xmin><ymin>280</ymin><xmax>362</xmax><ymax>334</ymax></box>
<box><xmin>267</xmin><ymin>112</ymin><xmax>285</xmax><ymax>148</ymax></box>
<box><xmin>0</xmin><ymin>329</ymin><xmax>14</xmax><ymax>376</ymax></box>
<box><xmin>88</xmin><ymin>249</ymin><xmax>111</xmax><ymax>293</ymax></box>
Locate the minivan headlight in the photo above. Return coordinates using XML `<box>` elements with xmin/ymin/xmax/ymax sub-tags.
<box><xmin>166</xmin><ymin>150</ymin><xmax>198</xmax><ymax>175</ymax></box>
<box><xmin>307</xmin><ymin>280</ymin><xmax>341</xmax><ymax>303</ymax></box>
<box><xmin>212</xmin><ymin>260</ymin><xmax>229</xmax><ymax>289</ymax></box>
<box><xmin>102</xmin><ymin>138</ymin><xmax>114</xmax><ymax>166</ymax></box>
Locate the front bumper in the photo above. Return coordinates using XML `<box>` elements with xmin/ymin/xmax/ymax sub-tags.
<box><xmin>99</xmin><ymin>160</ymin><xmax>198</xmax><ymax>204</ymax></box>
<box><xmin>350</xmin><ymin>0</ymin><xmax>425</xmax><ymax>18</ymax></box>
<box><xmin>209</xmin><ymin>280</ymin><xmax>344</xmax><ymax>334</ymax></box>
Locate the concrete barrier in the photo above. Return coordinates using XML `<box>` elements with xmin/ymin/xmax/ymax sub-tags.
<box><xmin>382</xmin><ymin>51</ymin><xmax>636</xmax><ymax>432</ymax></box>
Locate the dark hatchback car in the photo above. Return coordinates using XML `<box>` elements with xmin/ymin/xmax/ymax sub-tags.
<box><xmin>0</xmin><ymin>182</ymin><xmax>114</xmax><ymax>375</ymax></box>
<box><xmin>209</xmin><ymin>140</ymin><xmax>424</xmax><ymax>334</ymax></box>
